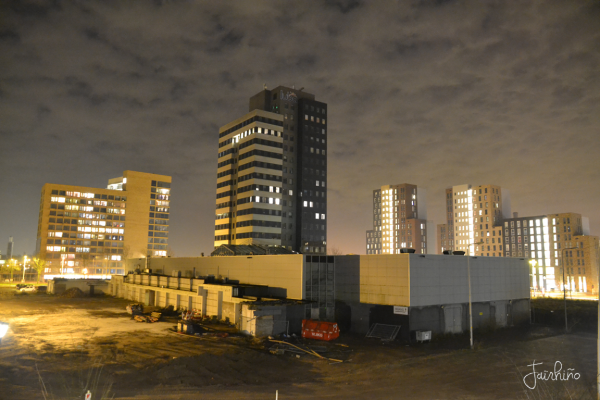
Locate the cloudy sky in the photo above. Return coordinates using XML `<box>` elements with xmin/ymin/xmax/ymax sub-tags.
<box><xmin>1</xmin><ymin>0</ymin><xmax>599</xmax><ymax>257</ymax></box>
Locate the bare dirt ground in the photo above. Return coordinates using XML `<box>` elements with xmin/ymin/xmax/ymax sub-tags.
<box><xmin>0</xmin><ymin>288</ymin><xmax>597</xmax><ymax>400</ymax></box>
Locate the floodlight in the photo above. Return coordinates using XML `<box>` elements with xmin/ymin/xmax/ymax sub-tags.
<box><xmin>0</xmin><ymin>322</ymin><xmax>9</xmax><ymax>341</ymax></box>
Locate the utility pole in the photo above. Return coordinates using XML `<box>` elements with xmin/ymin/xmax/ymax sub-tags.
<box><xmin>467</xmin><ymin>240</ymin><xmax>483</xmax><ymax>350</ymax></box>
<box><xmin>561</xmin><ymin>247</ymin><xmax>577</xmax><ymax>333</ymax></box>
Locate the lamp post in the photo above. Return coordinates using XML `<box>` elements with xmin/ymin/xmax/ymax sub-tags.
<box><xmin>21</xmin><ymin>256</ymin><xmax>28</xmax><ymax>283</ymax></box>
<box><xmin>529</xmin><ymin>260</ymin><xmax>538</xmax><ymax>295</ymax></box>
<box><xmin>467</xmin><ymin>239</ymin><xmax>484</xmax><ymax>350</ymax></box>
<box><xmin>528</xmin><ymin>260</ymin><xmax>537</xmax><ymax>324</ymax></box>
<box><xmin>560</xmin><ymin>247</ymin><xmax>577</xmax><ymax>333</ymax></box>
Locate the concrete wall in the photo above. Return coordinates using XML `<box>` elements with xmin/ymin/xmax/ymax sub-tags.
<box><xmin>49</xmin><ymin>279</ymin><xmax>108</xmax><ymax>295</ymax></box>
<box><xmin>239</xmin><ymin>304</ymin><xmax>293</xmax><ymax>337</ymax></box>
<box><xmin>126</xmin><ymin>255</ymin><xmax>305</xmax><ymax>300</ymax></box>
<box><xmin>109</xmin><ymin>274</ymin><xmax>302</xmax><ymax>337</ymax></box>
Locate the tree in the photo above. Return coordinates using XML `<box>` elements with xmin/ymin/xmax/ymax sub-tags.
<box><xmin>6</xmin><ymin>259</ymin><xmax>21</xmax><ymax>282</ymax></box>
<box><xmin>121</xmin><ymin>245</ymin><xmax>130</xmax><ymax>260</ymax></box>
<box><xmin>31</xmin><ymin>257</ymin><xmax>46</xmax><ymax>282</ymax></box>
<box><xmin>167</xmin><ymin>245</ymin><xmax>176</xmax><ymax>257</ymax></box>
<box><xmin>327</xmin><ymin>246</ymin><xmax>343</xmax><ymax>255</ymax></box>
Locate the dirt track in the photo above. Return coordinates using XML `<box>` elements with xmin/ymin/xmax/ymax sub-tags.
<box><xmin>0</xmin><ymin>288</ymin><xmax>597</xmax><ymax>399</ymax></box>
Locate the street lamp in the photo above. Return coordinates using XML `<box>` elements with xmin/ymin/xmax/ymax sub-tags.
<box><xmin>560</xmin><ymin>247</ymin><xmax>577</xmax><ymax>333</ymax></box>
<box><xmin>529</xmin><ymin>260</ymin><xmax>538</xmax><ymax>295</ymax></box>
<box><xmin>21</xmin><ymin>256</ymin><xmax>28</xmax><ymax>283</ymax></box>
<box><xmin>467</xmin><ymin>239</ymin><xmax>484</xmax><ymax>350</ymax></box>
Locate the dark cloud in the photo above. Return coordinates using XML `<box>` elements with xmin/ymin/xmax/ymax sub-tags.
<box><xmin>0</xmin><ymin>0</ymin><xmax>598</xmax><ymax>256</ymax></box>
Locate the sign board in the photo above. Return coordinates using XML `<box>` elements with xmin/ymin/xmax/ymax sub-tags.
<box><xmin>393</xmin><ymin>306</ymin><xmax>408</xmax><ymax>315</ymax></box>
<box><xmin>279</xmin><ymin>90</ymin><xmax>298</xmax><ymax>103</ymax></box>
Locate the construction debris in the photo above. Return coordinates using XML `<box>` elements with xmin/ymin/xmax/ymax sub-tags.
<box><xmin>133</xmin><ymin>314</ymin><xmax>161</xmax><ymax>323</ymax></box>
<box><xmin>268</xmin><ymin>339</ymin><xmax>345</xmax><ymax>363</ymax></box>
<box><xmin>366</xmin><ymin>323</ymin><xmax>401</xmax><ymax>342</ymax></box>
<box><xmin>126</xmin><ymin>303</ymin><xmax>144</xmax><ymax>315</ymax></box>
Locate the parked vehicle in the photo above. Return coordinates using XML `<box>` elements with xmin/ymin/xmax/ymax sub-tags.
<box><xmin>19</xmin><ymin>285</ymin><xmax>37</xmax><ymax>293</ymax></box>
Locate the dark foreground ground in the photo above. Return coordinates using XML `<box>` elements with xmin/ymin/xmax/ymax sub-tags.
<box><xmin>0</xmin><ymin>288</ymin><xmax>597</xmax><ymax>399</ymax></box>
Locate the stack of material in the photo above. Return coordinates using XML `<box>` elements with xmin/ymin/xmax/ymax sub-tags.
<box><xmin>60</xmin><ymin>288</ymin><xmax>86</xmax><ymax>298</ymax></box>
<box><xmin>133</xmin><ymin>313</ymin><xmax>161</xmax><ymax>323</ymax></box>
<box><xmin>150</xmin><ymin>312</ymin><xmax>162</xmax><ymax>322</ymax></box>
<box><xmin>126</xmin><ymin>303</ymin><xmax>144</xmax><ymax>315</ymax></box>
<box><xmin>268</xmin><ymin>339</ymin><xmax>346</xmax><ymax>363</ymax></box>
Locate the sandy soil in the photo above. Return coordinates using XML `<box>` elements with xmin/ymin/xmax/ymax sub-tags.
<box><xmin>0</xmin><ymin>288</ymin><xmax>597</xmax><ymax>400</ymax></box>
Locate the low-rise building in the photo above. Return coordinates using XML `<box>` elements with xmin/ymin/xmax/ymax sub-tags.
<box><xmin>111</xmin><ymin>253</ymin><xmax>530</xmax><ymax>339</ymax></box>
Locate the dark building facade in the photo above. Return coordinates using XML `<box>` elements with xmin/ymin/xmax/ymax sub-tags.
<box><xmin>215</xmin><ymin>86</ymin><xmax>327</xmax><ymax>255</ymax></box>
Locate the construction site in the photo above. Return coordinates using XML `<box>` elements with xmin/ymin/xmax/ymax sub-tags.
<box><xmin>1</xmin><ymin>276</ymin><xmax>598</xmax><ymax>399</ymax></box>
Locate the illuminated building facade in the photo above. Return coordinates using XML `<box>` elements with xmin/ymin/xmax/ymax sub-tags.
<box><xmin>505</xmin><ymin>212</ymin><xmax>599</xmax><ymax>293</ymax></box>
<box><xmin>437</xmin><ymin>224</ymin><xmax>450</xmax><ymax>254</ymax></box>
<box><xmin>446</xmin><ymin>184</ymin><xmax>510</xmax><ymax>257</ymax></box>
<box><xmin>215</xmin><ymin>86</ymin><xmax>328</xmax><ymax>254</ymax></box>
<box><xmin>36</xmin><ymin>171</ymin><xmax>172</xmax><ymax>279</ymax></box>
<box><xmin>366</xmin><ymin>184</ymin><xmax>427</xmax><ymax>255</ymax></box>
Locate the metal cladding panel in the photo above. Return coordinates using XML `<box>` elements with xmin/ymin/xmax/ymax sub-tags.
<box><xmin>358</xmin><ymin>254</ymin><xmax>410</xmax><ymax>307</ymax></box>
<box><xmin>408</xmin><ymin>254</ymin><xmax>530</xmax><ymax>307</ymax></box>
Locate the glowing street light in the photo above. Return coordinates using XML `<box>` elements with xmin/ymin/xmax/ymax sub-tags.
<box><xmin>21</xmin><ymin>255</ymin><xmax>28</xmax><ymax>283</ymax></box>
<box><xmin>0</xmin><ymin>322</ymin><xmax>9</xmax><ymax>344</ymax></box>
<box><xmin>529</xmin><ymin>259</ymin><xmax>538</xmax><ymax>295</ymax></box>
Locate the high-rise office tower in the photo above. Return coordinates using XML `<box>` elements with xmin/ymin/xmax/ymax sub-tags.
<box><xmin>215</xmin><ymin>86</ymin><xmax>328</xmax><ymax>254</ymax></box>
<box><xmin>445</xmin><ymin>184</ymin><xmax>510</xmax><ymax>257</ymax></box>
<box><xmin>366</xmin><ymin>184</ymin><xmax>428</xmax><ymax>255</ymax></box>
<box><xmin>37</xmin><ymin>170</ymin><xmax>172</xmax><ymax>278</ymax></box>
<box><xmin>6</xmin><ymin>236</ymin><xmax>14</xmax><ymax>260</ymax></box>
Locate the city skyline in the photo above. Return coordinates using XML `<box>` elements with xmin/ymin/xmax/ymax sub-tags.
<box><xmin>1</xmin><ymin>1</ymin><xmax>599</xmax><ymax>257</ymax></box>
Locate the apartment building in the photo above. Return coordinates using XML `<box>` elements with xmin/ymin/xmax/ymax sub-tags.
<box><xmin>504</xmin><ymin>212</ymin><xmax>599</xmax><ymax>293</ymax></box>
<box><xmin>366</xmin><ymin>184</ymin><xmax>427</xmax><ymax>255</ymax></box>
<box><xmin>37</xmin><ymin>171</ymin><xmax>172</xmax><ymax>278</ymax></box>
<box><xmin>437</xmin><ymin>224</ymin><xmax>450</xmax><ymax>254</ymax></box>
<box><xmin>215</xmin><ymin>86</ymin><xmax>328</xmax><ymax>254</ymax></box>
<box><xmin>445</xmin><ymin>184</ymin><xmax>510</xmax><ymax>257</ymax></box>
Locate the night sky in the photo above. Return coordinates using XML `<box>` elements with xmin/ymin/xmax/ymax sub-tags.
<box><xmin>1</xmin><ymin>0</ymin><xmax>599</xmax><ymax>257</ymax></box>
